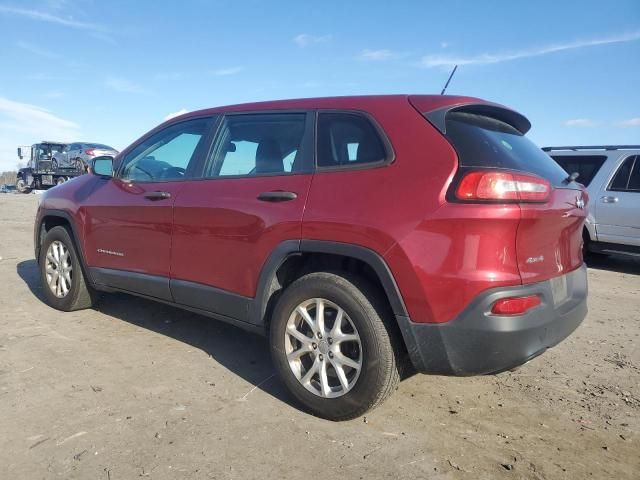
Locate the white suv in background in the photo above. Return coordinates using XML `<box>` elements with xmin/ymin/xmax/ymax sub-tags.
<box><xmin>545</xmin><ymin>145</ymin><xmax>640</xmax><ymax>258</ymax></box>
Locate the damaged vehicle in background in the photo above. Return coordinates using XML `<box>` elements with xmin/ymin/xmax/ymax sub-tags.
<box><xmin>52</xmin><ymin>143</ymin><xmax>119</xmax><ymax>171</ymax></box>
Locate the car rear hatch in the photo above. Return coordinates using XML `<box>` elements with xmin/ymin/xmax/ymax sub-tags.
<box><xmin>410</xmin><ymin>97</ymin><xmax>587</xmax><ymax>285</ymax></box>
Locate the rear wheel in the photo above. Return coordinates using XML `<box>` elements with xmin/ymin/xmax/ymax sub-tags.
<box><xmin>74</xmin><ymin>158</ymin><xmax>84</xmax><ymax>171</ymax></box>
<box><xmin>270</xmin><ymin>272</ymin><xmax>400</xmax><ymax>420</ymax></box>
<box><xmin>55</xmin><ymin>176</ymin><xmax>66</xmax><ymax>186</ymax></box>
<box><xmin>39</xmin><ymin>226</ymin><xmax>97</xmax><ymax>311</ymax></box>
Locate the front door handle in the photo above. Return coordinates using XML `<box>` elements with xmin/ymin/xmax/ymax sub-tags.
<box><xmin>257</xmin><ymin>191</ymin><xmax>297</xmax><ymax>202</ymax></box>
<box><xmin>601</xmin><ymin>196</ymin><xmax>618</xmax><ymax>203</ymax></box>
<box><xmin>144</xmin><ymin>191</ymin><xmax>172</xmax><ymax>201</ymax></box>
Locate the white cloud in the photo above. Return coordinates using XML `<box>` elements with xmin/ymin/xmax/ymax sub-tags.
<box><xmin>43</xmin><ymin>91</ymin><xmax>65</xmax><ymax>99</ymax></box>
<box><xmin>0</xmin><ymin>5</ymin><xmax>105</xmax><ymax>31</ymax></box>
<box><xmin>105</xmin><ymin>76</ymin><xmax>147</xmax><ymax>94</ymax></box>
<box><xmin>419</xmin><ymin>30</ymin><xmax>640</xmax><ymax>68</ymax></box>
<box><xmin>359</xmin><ymin>49</ymin><xmax>395</xmax><ymax>61</ymax></box>
<box><xmin>155</xmin><ymin>72</ymin><xmax>186</xmax><ymax>81</ymax></box>
<box><xmin>0</xmin><ymin>97</ymin><xmax>80</xmax><ymax>171</ymax></box>
<box><xmin>16</xmin><ymin>40</ymin><xmax>59</xmax><ymax>58</ymax></box>
<box><xmin>164</xmin><ymin>109</ymin><xmax>188</xmax><ymax>121</ymax></box>
<box><xmin>617</xmin><ymin>117</ymin><xmax>640</xmax><ymax>127</ymax></box>
<box><xmin>212</xmin><ymin>66</ymin><xmax>244</xmax><ymax>76</ymax></box>
<box><xmin>26</xmin><ymin>72</ymin><xmax>58</xmax><ymax>81</ymax></box>
<box><xmin>294</xmin><ymin>33</ymin><xmax>332</xmax><ymax>47</ymax></box>
<box><xmin>564</xmin><ymin>118</ymin><xmax>597</xmax><ymax>127</ymax></box>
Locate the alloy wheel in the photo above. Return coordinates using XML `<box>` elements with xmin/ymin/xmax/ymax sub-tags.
<box><xmin>45</xmin><ymin>240</ymin><xmax>73</xmax><ymax>298</ymax></box>
<box><xmin>284</xmin><ymin>298</ymin><xmax>362</xmax><ymax>398</ymax></box>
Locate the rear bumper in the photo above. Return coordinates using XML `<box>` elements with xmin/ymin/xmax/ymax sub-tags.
<box><xmin>397</xmin><ymin>265</ymin><xmax>588</xmax><ymax>375</ymax></box>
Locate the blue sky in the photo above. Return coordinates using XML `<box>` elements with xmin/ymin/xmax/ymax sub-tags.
<box><xmin>0</xmin><ymin>0</ymin><xmax>639</xmax><ymax>171</ymax></box>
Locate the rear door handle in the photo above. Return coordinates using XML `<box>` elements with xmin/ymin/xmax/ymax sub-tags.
<box><xmin>257</xmin><ymin>191</ymin><xmax>297</xmax><ymax>202</ymax></box>
<box><xmin>144</xmin><ymin>191</ymin><xmax>172</xmax><ymax>201</ymax></box>
<box><xmin>601</xmin><ymin>196</ymin><xmax>618</xmax><ymax>203</ymax></box>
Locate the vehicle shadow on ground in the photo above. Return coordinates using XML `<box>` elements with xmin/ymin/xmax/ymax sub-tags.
<box><xmin>585</xmin><ymin>254</ymin><xmax>640</xmax><ymax>275</ymax></box>
<box><xmin>16</xmin><ymin>259</ymin><xmax>300</xmax><ymax>412</ymax></box>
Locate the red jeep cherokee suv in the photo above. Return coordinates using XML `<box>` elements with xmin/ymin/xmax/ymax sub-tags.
<box><xmin>34</xmin><ymin>95</ymin><xmax>588</xmax><ymax>420</ymax></box>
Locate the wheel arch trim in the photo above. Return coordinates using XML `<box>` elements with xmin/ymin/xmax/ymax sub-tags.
<box><xmin>36</xmin><ymin>209</ymin><xmax>93</xmax><ymax>284</ymax></box>
<box><xmin>250</xmin><ymin>239</ymin><xmax>409</xmax><ymax>326</ymax></box>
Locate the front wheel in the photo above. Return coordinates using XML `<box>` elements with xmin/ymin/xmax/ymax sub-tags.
<box><xmin>15</xmin><ymin>178</ymin><xmax>30</xmax><ymax>193</ymax></box>
<box><xmin>270</xmin><ymin>272</ymin><xmax>401</xmax><ymax>420</ymax></box>
<box><xmin>39</xmin><ymin>226</ymin><xmax>97</xmax><ymax>311</ymax></box>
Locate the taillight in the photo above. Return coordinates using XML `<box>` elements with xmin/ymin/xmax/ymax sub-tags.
<box><xmin>491</xmin><ymin>295</ymin><xmax>541</xmax><ymax>315</ymax></box>
<box><xmin>84</xmin><ymin>148</ymin><xmax>95</xmax><ymax>156</ymax></box>
<box><xmin>455</xmin><ymin>170</ymin><xmax>551</xmax><ymax>203</ymax></box>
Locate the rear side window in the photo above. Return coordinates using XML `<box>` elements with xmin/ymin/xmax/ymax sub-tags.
<box><xmin>550</xmin><ymin>155</ymin><xmax>607</xmax><ymax>186</ymax></box>
<box><xmin>629</xmin><ymin>157</ymin><xmax>640</xmax><ymax>191</ymax></box>
<box><xmin>443</xmin><ymin>112</ymin><xmax>569</xmax><ymax>186</ymax></box>
<box><xmin>609</xmin><ymin>156</ymin><xmax>639</xmax><ymax>191</ymax></box>
<box><xmin>205</xmin><ymin>113</ymin><xmax>307</xmax><ymax>177</ymax></box>
<box><xmin>317</xmin><ymin>112</ymin><xmax>388</xmax><ymax>168</ymax></box>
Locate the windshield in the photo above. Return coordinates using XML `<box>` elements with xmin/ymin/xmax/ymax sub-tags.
<box><xmin>442</xmin><ymin>112</ymin><xmax>570</xmax><ymax>187</ymax></box>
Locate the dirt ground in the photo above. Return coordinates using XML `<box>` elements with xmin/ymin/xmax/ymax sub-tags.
<box><xmin>0</xmin><ymin>193</ymin><xmax>638</xmax><ymax>480</ymax></box>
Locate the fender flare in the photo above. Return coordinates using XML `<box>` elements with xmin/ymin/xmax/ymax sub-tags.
<box><xmin>249</xmin><ymin>239</ymin><xmax>409</xmax><ymax>326</ymax></box>
<box><xmin>35</xmin><ymin>209</ymin><xmax>92</xmax><ymax>283</ymax></box>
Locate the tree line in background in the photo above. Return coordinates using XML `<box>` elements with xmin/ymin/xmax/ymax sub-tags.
<box><xmin>1</xmin><ymin>171</ymin><xmax>18</xmax><ymax>186</ymax></box>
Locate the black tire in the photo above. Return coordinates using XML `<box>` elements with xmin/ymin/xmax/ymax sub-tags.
<box><xmin>55</xmin><ymin>176</ymin><xmax>66</xmax><ymax>185</ymax></box>
<box><xmin>270</xmin><ymin>272</ymin><xmax>401</xmax><ymax>421</ymax></box>
<box><xmin>15</xmin><ymin>178</ymin><xmax>30</xmax><ymax>194</ymax></box>
<box><xmin>39</xmin><ymin>226</ymin><xmax>97</xmax><ymax>311</ymax></box>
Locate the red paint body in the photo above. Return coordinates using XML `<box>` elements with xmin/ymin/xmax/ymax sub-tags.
<box><xmin>40</xmin><ymin>95</ymin><xmax>587</xmax><ymax>324</ymax></box>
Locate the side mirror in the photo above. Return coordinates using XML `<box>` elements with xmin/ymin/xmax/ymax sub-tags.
<box><xmin>17</xmin><ymin>147</ymin><xmax>23</xmax><ymax>159</ymax></box>
<box><xmin>92</xmin><ymin>156</ymin><xmax>114</xmax><ymax>177</ymax></box>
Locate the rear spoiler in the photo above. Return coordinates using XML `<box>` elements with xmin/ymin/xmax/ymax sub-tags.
<box><xmin>422</xmin><ymin>103</ymin><xmax>531</xmax><ymax>135</ymax></box>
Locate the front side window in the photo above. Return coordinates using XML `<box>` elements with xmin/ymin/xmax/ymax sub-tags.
<box><xmin>609</xmin><ymin>156</ymin><xmax>636</xmax><ymax>191</ymax></box>
<box><xmin>120</xmin><ymin>118</ymin><xmax>210</xmax><ymax>182</ymax></box>
<box><xmin>317</xmin><ymin>112</ymin><xmax>388</xmax><ymax>168</ymax></box>
<box><xmin>205</xmin><ymin>113</ymin><xmax>307</xmax><ymax>177</ymax></box>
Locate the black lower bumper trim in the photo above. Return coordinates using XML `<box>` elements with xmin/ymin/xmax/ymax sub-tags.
<box><xmin>397</xmin><ymin>265</ymin><xmax>588</xmax><ymax>375</ymax></box>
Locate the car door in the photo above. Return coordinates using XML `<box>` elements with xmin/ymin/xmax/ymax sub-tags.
<box><xmin>595</xmin><ymin>154</ymin><xmax>640</xmax><ymax>246</ymax></box>
<box><xmin>81</xmin><ymin>116</ymin><xmax>216</xmax><ymax>299</ymax></box>
<box><xmin>170</xmin><ymin>111</ymin><xmax>314</xmax><ymax>322</ymax></box>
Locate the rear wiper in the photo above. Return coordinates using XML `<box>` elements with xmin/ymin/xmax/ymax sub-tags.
<box><xmin>564</xmin><ymin>171</ymin><xmax>580</xmax><ymax>184</ymax></box>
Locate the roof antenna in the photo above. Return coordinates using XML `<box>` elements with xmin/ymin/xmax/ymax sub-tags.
<box><xmin>440</xmin><ymin>65</ymin><xmax>458</xmax><ymax>95</ymax></box>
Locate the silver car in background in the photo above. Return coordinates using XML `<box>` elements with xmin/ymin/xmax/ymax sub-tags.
<box><xmin>545</xmin><ymin>145</ymin><xmax>640</xmax><ymax>258</ymax></box>
<box><xmin>52</xmin><ymin>142</ymin><xmax>119</xmax><ymax>171</ymax></box>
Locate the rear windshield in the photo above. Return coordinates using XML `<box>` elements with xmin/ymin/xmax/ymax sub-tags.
<box><xmin>442</xmin><ymin>112</ymin><xmax>569</xmax><ymax>186</ymax></box>
<box><xmin>550</xmin><ymin>155</ymin><xmax>607</xmax><ymax>186</ymax></box>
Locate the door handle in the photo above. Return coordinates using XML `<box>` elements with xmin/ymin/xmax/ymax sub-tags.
<box><xmin>601</xmin><ymin>196</ymin><xmax>618</xmax><ymax>203</ymax></box>
<box><xmin>257</xmin><ymin>191</ymin><xmax>297</xmax><ymax>202</ymax></box>
<box><xmin>144</xmin><ymin>191</ymin><xmax>172</xmax><ymax>201</ymax></box>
